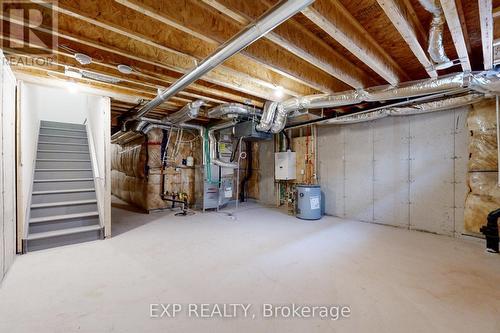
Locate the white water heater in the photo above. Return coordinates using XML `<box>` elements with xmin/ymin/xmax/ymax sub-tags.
<box><xmin>275</xmin><ymin>151</ymin><xmax>296</xmax><ymax>180</ymax></box>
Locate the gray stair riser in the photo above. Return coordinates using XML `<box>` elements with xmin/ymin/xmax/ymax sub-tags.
<box><xmin>29</xmin><ymin>216</ymin><xmax>100</xmax><ymax>234</ymax></box>
<box><xmin>38</xmin><ymin>143</ymin><xmax>89</xmax><ymax>151</ymax></box>
<box><xmin>35</xmin><ymin>170</ymin><xmax>93</xmax><ymax>179</ymax></box>
<box><xmin>27</xmin><ymin>229</ymin><xmax>101</xmax><ymax>252</ymax></box>
<box><xmin>38</xmin><ymin>135</ymin><xmax>88</xmax><ymax>144</ymax></box>
<box><xmin>31</xmin><ymin>191</ymin><xmax>96</xmax><ymax>204</ymax></box>
<box><xmin>36</xmin><ymin>160</ymin><xmax>92</xmax><ymax>169</ymax></box>
<box><xmin>30</xmin><ymin>203</ymin><xmax>98</xmax><ymax>218</ymax></box>
<box><xmin>27</xmin><ymin>121</ymin><xmax>102</xmax><ymax>252</ymax></box>
<box><xmin>40</xmin><ymin>121</ymin><xmax>86</xmax><ymax>130</ymax></box>
<box><xmin>33</xmin><ymin>180</ymin><xmax>95</xmax><ymax>191</ymax></box>
<box><xmin>37</xmin><ymin>151</ymin><xmax>91</xmax><ymax>160</ymax></box>
<box><xmin>39</xmin><ymin>128</ymin><xmax>87</xmax><ymax>137</ymax></box>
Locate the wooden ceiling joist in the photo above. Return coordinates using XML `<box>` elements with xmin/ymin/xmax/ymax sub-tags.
<box><xmin>200</xmin><ymin>0</ymin><xmax>375</xmax><ymax>89</ymax></box>
<box><xmin>455</xmin><ymin>0</ymin><xmax>472</xmax><ymax>56</ymax></box>
<box><xmin>301</xmin><ymin>0</ymin><xmax>409</xmax><ymax>86</ymax></box>
<box><xmin>3</xmin><ymin>10</ymin><xmax>281</xmax><ymax>104</ymax></box>
<box><xmin>439</xmin><ymin>0</ymin><xmax>472</xmax><ymax>71</ymax></box>
<box><xmin>376</xmin><ymin>0</ymin><xmax>438</xmax><ymax>78</ymax></box>
<box><xmin>12</xmin><ymin>66</ymin><xmax>162</xmax><ymax>104</ymax></box>
<box><xmin>478</xmin><ymin>0</ymin><xmax>494</xmax><ymax>70</ymax></box>
<box><xmin>493</xmin><ymin>6</ymin><xmax>500</xmax><ymax>18</ymax></box>
<box><xmin>47</xmin><ymin>0</ymin><xmax>316</xmax><ymax>99</ymax></box>
<box><xmin>114</xmin><ymin>0</ymin><xmax>351</xmax><ymax>93</ymax></box>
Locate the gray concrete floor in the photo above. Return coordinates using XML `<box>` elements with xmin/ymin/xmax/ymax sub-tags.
<box><xmin>1</xmin><ymin>197</ymin><xmax>499</xmax><ymax>333</ymax></box>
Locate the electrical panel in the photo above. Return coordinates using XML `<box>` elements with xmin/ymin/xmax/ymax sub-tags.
<box><xmin>275</xmin><ymin>151</ymin><xmax>296</xmax><ymax>180</ymax></box>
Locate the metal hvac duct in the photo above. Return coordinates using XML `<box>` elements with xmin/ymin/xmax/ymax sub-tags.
<box><xmin>122</xmin><ymin>0</ymin><xmax>314</xmax><ymax>124</ymax></box>
<box><xmin>121</xmin><ymin>118</ymin><xmax>208</xmax><ymax>166</ymax></box>
<box><xmin>319</xmin><ymin>92</ymin><xmax>484</xmax><ymax>125</ymax></box>
<box><xmin>256</xmin><ymin>101</ymin><xmax>279</xmax><ymax>132</ymax></box>
<box><xmin>208</xmin><ymin>122</ymin><xmax>238</xmax><ymax>169</ymax></box>
<box><xmin>418</xmin><ymin>0</ymin><xmax>451</xmax><ymax>67</ymax></box>
<box><xmin>258</xmin><ymin>70</ymin><xmax>500</xmax><ymax>133</ymax></box>
<box><xmin>207</xmin><ymin>103</ymin><xmax>260</xmax><ymax>119</ymax></box>
<box><xmin>142</xmin><ymin>123</ymin><xmax>206</xmax><ymax>165</ymax></box>
<box><xmin>283</xmin><ymin>73</ymin><xmax>467</xmax><ymax>111</ymax></box>
<box><xmin>389</xmin><ymin>92</ymin><xmax>484</xmax><ymax>116</ymax></box>
<box><xmin>162</xmin><ymin>100</ymin><xmax>204</xmax><ymax>125</ymax></box>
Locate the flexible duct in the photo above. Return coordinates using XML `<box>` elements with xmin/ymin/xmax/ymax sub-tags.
<box><xmin>121</xmin><ymin>0</ymin><xmax>314</xmax><ymax>125</ymax></box>
<box><xmin>264</xmin><ymin>73</ymin><xmax>466</xmax><ymax>133</ymax></box>
<box><xmin>283</xmin><ymin>73</ymin><xmax>466</xmax><ymax>111</ymax></box>
<box><xmin>139</xmin><ymin>118</ymin><xmax>207</xmax><ymax>165</ymax></box>
<box><xmin>418</xmin><ymin>0</ymin><xmax>451</xmax><ymax>66</ymax></box>
<box><xmin>111</xmin><ymin>130</ymin><xmax>142</xmax><ymax>144</ymax></box>
<box><xmin>113</xmin><ymin>118</ymin><xmax>207</xmax><ymax>166</ymax></box>
<box><xmin>207</xmin><ymin>103</ymin><xmax>260</xmax><ymax>119</ymax></box>
<box><xmin>208</xmin><ymin>122</ymin><xmax>238</xmax><ymax>169</ymax></box>
<box><xmin>162</xmin><ymin>99</ymin><xmax>204</xmax><ymax>124</ymax></box>
<box><xmin>388</xmin><ymin>92</ymin><xmax>484</xmax><ymax>116</ymax></box>
<box><xmin>320</xmin><ymin>92</ymin><xmax>484</xmax><ymax>125</ymax></box>
<box><xmin>256</xmin><ymin>101</ymin><xmax>279</xmax><ymax>132</ymax></box>
<box><xmin>260</xmin><ymin>70</ymin><xmax>500</xmax><ymax>133</ymax></box>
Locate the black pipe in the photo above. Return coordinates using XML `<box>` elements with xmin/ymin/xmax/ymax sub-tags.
<box><xmin>481</xmin><ymin>208</ymin><xmax>500</xmax><ymax>253</ymax></box>
<box><xmin>240</xmin><ymin>140</ymin><xmax>253</xmax><ymax>202</ymax></box>
<box><xmin>282</xmin><ymin>130</ymin><xmax>291</xmax><ymax>151</ymax></box>
<box><xmin>160</xmin><ymin>194</ymin><xmax>188</xmax><ymax>215</ymax></box>
<box><xmin>143</xmin><ymin>134</ymin><xmax>150</xmax><ymax>180</ymax></box>
<box><xmin>160</xmin><ymin>129</ymin><xmax>169</xmax><ymax>167</ymax></box>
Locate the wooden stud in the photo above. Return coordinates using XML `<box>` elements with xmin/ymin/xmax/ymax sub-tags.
<box><xmin>201</xmin><ymin>0</ymin><xmax>376</xmax><ymax>89</ymax></box>
<box><xmin>376</xmin><ymin>0</ymin><xmax>438</xmax><ymax>78</ymax></box>
<box><xmin>478</xmin><ymin>0</ymin><xmax>494</xmax><ymax>70</ymax></box>
<box><xmin>302</xmin><ymin>0</ymin><xmax>409</xmax><ymax>86</ymax></box>
<box><xmin>493</xmin><ymin>6</ymin><xmax>500</xmax><ymax>18</ymax></box>
<box><xmin>2</xmin><ymin>12</ymin><xmax>282</xmax><ymax>102</ymax></box>
<box><xmin>440</xmin><ymin>0</ymin><xmax>472</xmax><ymax>71</ymax></box>
<box><xmin>48</xmin><ymin>0</ymin><xmax>314</xmax><ymax>98</ymax></box>
<box><xmin>115</xmin><ymin>0</ymin><xmax>349</xmax><ymax>93</ymax></box>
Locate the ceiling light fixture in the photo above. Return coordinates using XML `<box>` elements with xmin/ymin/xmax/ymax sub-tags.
<box><xmin>67</xmin><ymin>81</ymin><xmax>79</xmax><ymax>94</ymax></box>
<box><xmin>64</xmin><ymin>67</ymin><xmax>82</xmax><ymax>79</ymax></box>
<box><xmin>117</xmin><ymin>64</ymin><xmax>133</xmax><ymax>74</ymax></box>
<box><xmin>74</xmin><ymin>53</ymin><xmax>92</xmax><ymax>65</ymax></box>
<box><xmin>274</xmin><ymin>85</ymin><xmax>284</xmax><ymax>99</ymax></box>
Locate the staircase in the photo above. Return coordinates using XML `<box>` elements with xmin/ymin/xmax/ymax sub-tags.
<box><xmin>24</xmin><ymin>121</ymin><xmax>103</xmax><ymax>252</ymax></box>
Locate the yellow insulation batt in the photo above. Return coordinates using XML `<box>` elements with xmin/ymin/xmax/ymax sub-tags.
<box><xmin>464</xmin><ymin>194</ymin><xmax>500</xmax><ymax>234</ymax></box>
<box><xmin>468</xmin><ymin>132</ymin><xmax>498</xmax><ymax>171</ymax></box>
<box><xmin>111</xmin><ymin>170</ymin><xmax>168</xmax><ymax>211</ymax></box>
<box><xmin>464</xmin><ymin>100</ymin><xmax>500</xmax><ymax>234</ymax></box>
<box><xmin>466</xmin><ymin>100</ymin><xmax>497</xmax><ymax>133</ymax></box>
<box><xmin>111</xmin><ymin>128</ymin><xmax>203</xmax><ymax>210</ymax></box>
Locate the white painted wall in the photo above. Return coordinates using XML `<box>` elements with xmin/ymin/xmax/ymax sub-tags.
<box><xmin>318</xmin><ymin>108</ymin><xmax>469</xmax><ymax>237</ymax></box>
<box><xmin>18</xmin><ymin>83</ymin><xmax>111</xmax><ymax>240</ymax></box>
<box><xmin>0</xmin><ymin>51</ymin><xmax>17</xmax><ymax>283</ymax></box>
<box><xmin>21</xmin><ymin>83</ymin><xmax>88</xmax><ymax>123</ymax></box>
<box><xmin>86</xmin><ymin>96</ymin><xmax>112</xmax><ymax>236</ymax></box>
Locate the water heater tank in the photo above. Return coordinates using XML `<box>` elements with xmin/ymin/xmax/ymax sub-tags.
<box><xmin>296</xmin><ymin>184</ymin><xmax>322</xmax><ymax>220</ymax></box>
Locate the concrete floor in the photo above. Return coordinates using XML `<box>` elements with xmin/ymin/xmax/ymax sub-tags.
<box><xmin>1</xmin><ymin>198</ymin><xmax>499</xmax><ymax>333</ymax></box>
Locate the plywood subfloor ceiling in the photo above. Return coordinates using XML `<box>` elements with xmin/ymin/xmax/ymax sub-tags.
<box><xmin>0</xmin><ymin>0</ymin><xmax>496</xmax><ymax>125</ymax></box>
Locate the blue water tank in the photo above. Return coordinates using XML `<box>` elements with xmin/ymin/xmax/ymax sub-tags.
<box><xmin>296</xmin><ymin>184</ymin><xmax>322</xmax><ymax>220</ymax></box>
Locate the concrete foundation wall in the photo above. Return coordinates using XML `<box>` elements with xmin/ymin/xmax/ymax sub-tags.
<box><xmin>318</xmin><ymin>107</ymin><xmax>470</xmax><ymax>237</ymax></box>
